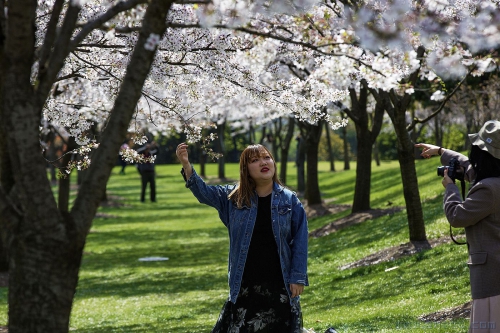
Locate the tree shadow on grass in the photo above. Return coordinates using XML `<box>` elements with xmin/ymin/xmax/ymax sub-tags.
<box><xmin>307</xmin><ymin>195</ymin><xmax>470</xmax><ymax>324</ymax></box>
<box><xmin>308</xmin><ymin>206</ymin><xmax>404</xmax><ymax>238</ymax></box>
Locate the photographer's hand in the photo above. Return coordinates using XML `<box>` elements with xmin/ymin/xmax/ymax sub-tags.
<box><xmin>414</xmin><ymin>143</ymin><xmax>443</xmax><ymax>159</ymax></box>
<box><xmin>442</xmin><ymin>168</ymin><xmax>454</xmax><ymax>187</ymax></box>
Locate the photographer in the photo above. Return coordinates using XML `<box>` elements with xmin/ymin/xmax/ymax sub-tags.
<box><xmin>416</xmin><ymin>120</ymin><xmax>500</xmax><ymax>333</ymax></box>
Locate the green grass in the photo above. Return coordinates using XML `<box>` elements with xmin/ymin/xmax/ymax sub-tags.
<box><xmin>0</xmin><ymin>159</ymin><xmax>472</xmax><ymax>332</ymax></box>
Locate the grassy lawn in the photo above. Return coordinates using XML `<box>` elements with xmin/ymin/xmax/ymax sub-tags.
<box><xmin>0</xmin><ymin>158</ymin><xmax>472</xmax><ymax>332</ymax></box>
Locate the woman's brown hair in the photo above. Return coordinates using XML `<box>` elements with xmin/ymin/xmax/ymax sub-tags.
<box><xmin>228</xmin><ymin>144</ymin><xmax>281</xmax><ymax>208</ymax></box>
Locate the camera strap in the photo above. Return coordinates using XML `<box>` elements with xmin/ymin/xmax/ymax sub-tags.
<box><xmin>450</xmin><ymin>180</ymin><xmax>467</xmax><ymax>245</ymax></box>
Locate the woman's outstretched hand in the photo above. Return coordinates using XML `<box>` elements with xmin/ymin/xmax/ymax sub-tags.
<box><xmin>176</xmin><ymin>143</ymin><xmax>192</xmax><ymax>179</ymax></box>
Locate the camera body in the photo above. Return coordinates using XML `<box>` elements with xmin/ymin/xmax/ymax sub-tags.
<box><xmin>437</xmin><ymin>157</ymin><xmax>464</xmax><ymax>182</ymax></box>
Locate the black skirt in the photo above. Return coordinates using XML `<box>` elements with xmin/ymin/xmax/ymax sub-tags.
<box><xmin>211</xmin><ymin>194</ymin><xmax>303</xmax><ymax>333</ymax></box>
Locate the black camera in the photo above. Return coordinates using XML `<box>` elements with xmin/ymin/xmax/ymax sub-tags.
<box><xmin>437</xmin><ymin>157</ymin><xmax>464</xmax><ymax>182</ymax></box>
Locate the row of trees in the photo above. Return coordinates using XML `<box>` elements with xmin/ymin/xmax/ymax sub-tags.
<box><xmin>1</xmin><ymin>0</ymin><xmax>499</xmax><ymax>331</ymax></box>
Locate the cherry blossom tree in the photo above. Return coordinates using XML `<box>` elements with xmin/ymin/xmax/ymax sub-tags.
<box><xmin>0</xmin><ymin>0</ymin><xmax>347</xmax><ymax>330</ymax></box>
<box><xmin>2</xmin><ymin>0</ymin><xmax>499</xmax><ymax>331</ymax></box>
<box><xmin>0</xmin><ymin>1</ymin><xmax>181</xmax><ymax>331</ymax></box>
<box><xmin>242</xmin><ymin>0</ymin><xmax>499</xmax><ymax>241</ymax></box>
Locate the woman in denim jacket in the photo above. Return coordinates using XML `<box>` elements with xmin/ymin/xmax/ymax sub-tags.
<box><xmin>177</xmin><ymin>143</ymin><xmax>308</xmax><ymax>333</ymax></box>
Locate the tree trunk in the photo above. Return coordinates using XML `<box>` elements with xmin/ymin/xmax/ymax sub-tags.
<box><xmin>248</xmin><ymin>121</ymin><xmax>255</xmax><ymax>144</ymax></box>
<box><xmin>58</xmin><ymin>137</ymin><xmax>78</xmax><ymax>212</ymax></box>
<box><xmin>371</xmin><ymin>112</ymin><xmax>381</xmax><ymax>167</ymax></box>
<box><xmin>8</xmin><ymin>216</ymin><xmax>83</xmax><ymax>332</ymax></box>
<box><xmin>0</xmin><ymin>1</ymin><xmax>174</xmax><ymax>332</ymax></box>
<box><xmin>199</xmin><ymin>143</ymin><xmax>207</xmax><ymax>178</ymax></box>
<box><xmin>373</xmin><ymin>140</ymin><xmax>381</xmax><ymax>166</ymax></box>
<box><xmin>324</xmin><ymin>121</ymin><xmax>335</xmax><ymax>172</ymax></box>
<box><xmin>396</xmin><ymin>138</ymin><xmax>426</xmax><ymax>241</ymax></box>
<box><xmin>341</xmin><ymin>112</ymin><xmax>350</xmax><ymax>170</ymax></box>
<box><xmin>271</xmin><ymin>120</ymin><xmax>280</xmax><ymax>163</ymax></box>
<box><xmin>0</xmin><ymin>98</ymin><xmax>11</xmax><ymax>273</ymax></box>
<box><xmin>352</xmin><ymin>126</ymin><xmax>372</xmax><ymax>212</ymax></box>
<box><xmin>58</xmin><ymin>174</ymin><xmax>71</xmax><ymax>213</ymax></box>
<box><xmin>434</xmin><ymin>115</ymin><xmax>443</xmax><ymax>147</ymax></box>
<box><xmin>3</xmin><ymin>4</ymin><xmax>80</xmax><ymax>326</ymax></box>
<box><xmin>279</xmin><ymin>117</ymin><xmax>295</xmax><ymax>185</ymax></box>
<box><xmin>341</xmin><ymin>83</ymin><xmax>385</xmax><ymax>213</ymax></box>
<box><xmin>387</xmin><ymin>101</ymin><xmax>427</xmax><ymax>242</ymax></box>
<box><xmin>216</xmin><ymin>120</ymin><xmax>226</xmax><ymax>180</ymax></box>
<box><xmin>301</xmin><ymin>121</ymin><xmax>323</xmax><ymax>205</ymax></box>
<box><xmin>259</xmin><ymin>125</ymin><xmax>267</xmax><ymax>144</ymax></box>
<box><xmin>296</xmin><ymin>134</ymin><xmax>306</xmax><ymax>194</ymax></box>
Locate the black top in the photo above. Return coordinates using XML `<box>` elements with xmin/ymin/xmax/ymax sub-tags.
<box><xmin>242</xmin><ymin>193</ymin><xmax>282</xmax><ymax>284</ymax></box>
<box><xmin>213</xmin><ymin>194</ymin><xmax>299</xmax><ymax>333</ymax></box>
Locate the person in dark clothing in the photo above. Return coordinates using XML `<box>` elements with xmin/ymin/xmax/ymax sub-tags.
<box><xmin>137</xmin><ymin>143</ymin><xmax>157</xmax><ymax>202</ymax></box>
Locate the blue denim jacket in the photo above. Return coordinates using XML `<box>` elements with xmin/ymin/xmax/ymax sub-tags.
<box><xmin>183</xmin><ymin>167</ymin><xmax>309</xmax><ymax>305</ymax></box>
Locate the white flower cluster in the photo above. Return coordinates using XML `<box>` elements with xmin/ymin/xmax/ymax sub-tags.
<box><xmin>57</xmin><ymin>142</ymin><xmax>100</xmax><ymax>178</ymax></box>
<box><xmin>119</xmin><ymin>147</ymin><xmax>156</xmax><ymax>164</ymax></box>
<box><xmin>33</xmin><ymin>0</ymin><xmax>500</xmax><ymax>172</ymax></box>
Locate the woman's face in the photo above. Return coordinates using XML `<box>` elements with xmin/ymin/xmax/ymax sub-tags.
<box><xmin>247</xmin><ymin>150</ymin><xmax>275</xmax><ymax>184</ymax></box>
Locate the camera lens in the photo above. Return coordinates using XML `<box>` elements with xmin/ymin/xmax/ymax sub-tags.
<box><xmin>437</xmin><ymin>166</ymin><xmax>446</xmax><ymax>177</ymax></box>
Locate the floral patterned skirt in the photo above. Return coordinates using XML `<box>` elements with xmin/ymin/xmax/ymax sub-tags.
<box><xmin>211</xmin><ymin>278</ymin><xmax>303</xmax><ymax>333</ymax></box>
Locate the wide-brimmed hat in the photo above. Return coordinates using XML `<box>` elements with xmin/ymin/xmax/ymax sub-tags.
<box><xmin>468</xmin><ymin>120</ymin><xmax>500</xmax><ymax>159</ymax></box>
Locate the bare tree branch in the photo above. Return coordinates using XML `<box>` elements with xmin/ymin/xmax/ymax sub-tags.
<box><xmin>71</xmin><ymin>0</ymin><xmax>148</xmax><ymax>50</ymax></box>
<box><xmin>406</xmin><ymin>67</ymin><xmax>474</xmax><ymax>131</ymax></box>
<box><xmin>36</xmin><ymin>4</ymin><xmax>82</xmax><ymax>111</ymax></box>
<box><xmin>37</xmin><ymin>0</ymin><xmax>65</xmax><ymax>74</ymax></box>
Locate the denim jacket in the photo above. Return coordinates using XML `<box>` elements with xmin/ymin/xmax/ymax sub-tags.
<box><xmin>182</xmin><ymin>167</ymin><xmax>309</xmax><ymax>305</ymax></box>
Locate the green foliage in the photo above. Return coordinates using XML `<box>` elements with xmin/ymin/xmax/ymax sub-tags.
<box><xmin>376</xmin><ymin>130</ymin><xmax>399</xmax><ymax>160</ymax></box>
<box><xmin>442</xmin><ymin>124</ymin><xmax>468</xmax><ymax>153</ymax></box>
<box><xmin>318</xmin><ymin>130</ymin><xmax>345</xmax><ymax>161</ymax></box>
<box><xmin>0</xmin><ymin>160</ymin><xmax>471</xmax><ymax>332</ymax></box>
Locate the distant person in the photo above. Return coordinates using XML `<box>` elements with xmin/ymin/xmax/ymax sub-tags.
<box><xmin>119</xmin><ymin>139</ymin><xmax>131</xmax><ymax>175</ymax></box>
<box><xmin>176</xmin><ymin>142</ymin><xmax>308</xmax><ymax>333</ymax></box>
<box><xmin>416</xmin><ymin>120</ymin><xmax>500</xmax><ymax>333</ymax></box>
<box><xmin>137</xmin><ymin>142</ymin><xmax>157</xmax><ymax>202</ymax></box>
<box><xmin>263</xmin><ymin>133</ymin><xmax>273</xmax><ymax>152</ymax></box>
